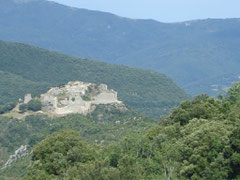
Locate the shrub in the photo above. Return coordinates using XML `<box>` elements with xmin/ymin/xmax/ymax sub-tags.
<box><xmin>0</xmin><ymin>102</ymin><xmax>16</xmax><ymax>114</ymax></box>
<box><xmin>19</xmin><ymin>103</ymin><xmax>28</xmax><ymax>113</ymax></box>
<box><xmin>27</xmin><ymin>99</ymin><xmax>42</xmax><ymax>111</ymax></box>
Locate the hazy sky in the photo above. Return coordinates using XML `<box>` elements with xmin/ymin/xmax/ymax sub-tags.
<box><xmin>51</xmin><ymin>0</ymin><xmax>240</xmax><ymax>22</ymax></box>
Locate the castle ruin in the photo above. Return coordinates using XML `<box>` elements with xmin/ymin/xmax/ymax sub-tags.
<box><xmin>38</xmin><ymin>81</ymin><xmax>121</xmax><ymax>116</ymax></box>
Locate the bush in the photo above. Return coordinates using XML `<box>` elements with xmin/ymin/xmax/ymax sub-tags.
<box><xmin>27</xmin><ymin>99</ymin><xmax>42</xmax><ymax>111</ymax></box>
<box><xmin>19</xmin><ymin>103</ymin><xmax>28</xmax><ymax>113</ymax></box>
<box><xmin>0</xmin><ymin>102</ymin><xmax>16</xmax><ymax>114</ymax></box>
<box><xmin>82</xmin><ymin>95</ymin><xmax>91</xmax><ymax>101</ymax></box>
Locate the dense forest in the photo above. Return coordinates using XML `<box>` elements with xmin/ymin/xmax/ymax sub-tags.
<box><xmin>1</xmin><ymin>1</ymin><xmax>240</xmax><ymax>179</ymax></box>
<box><xmin>1</xmin><ymin>83</ymin><xmax>240</xmax><ymax>179</ymax></box>
<box><xmin>0</xmin><ymin>40</ymin><xmax>189</xmax><ymax>118</ymax></box>
<box><xmin>0</xmin><ymin>105</ymin><xmax>155</xmax><ymax>179</ymax></box>
<box><xmin>1</xmin><ymin>0</ymin><xmax>240</xmax><ymax>96</ymax></box>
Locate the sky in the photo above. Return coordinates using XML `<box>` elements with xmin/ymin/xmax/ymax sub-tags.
<box><xmin>51</xmin><ymin>0</ymin><xmax>240</xmax><ymax>22</ymax></box>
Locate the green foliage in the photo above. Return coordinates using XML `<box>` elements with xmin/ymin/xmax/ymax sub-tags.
<box><xmin>0</xmin><ymin>0</ymin><xmax>240</xmax><ymax>96</ymax></box>
<box><xmin>178</xmin><ymin>119</ymin><xmax>231</xmax><ymax>179</ymax></box>
<box><xmin>0</xmin><ymin>156</ymin><xmax>31</xmax><ymax>180</ymax></box>
<box><xmin>31</xmin><ymin>130</ymin><xmax>94</xmax><ymax>176</ymax></box>
<box><xmin>118</xmin><ymin>155</ymin><xmax>145</xmax><ymax>180</ymax></box>
<box><xmin>167</xmin><ymin>94</ymin><xmax>221</xmax><ymax>125</ymax></box>
<box><xmin>0</xmin><ymin>117</ymin><xmax>30</xmax><ymax>153</ymax></box>
<box><xmin>2</xmin><ymin>1</ymin><xmax>240</xmax><ymax>178</ymax></box>
<box><xmin>19</xmin><ymin>103</ymin><xmax>28</xmax><ymax>113</ymax></box>
<box><xmin>0</xmin><ymin>106</ymin><xmax>156</xmax><ymax>179</ymax></box>
<box><xmin>23</xmin><ymin>131</ymin><xmax>145</xmax><ymax>180</ymax></box>
<box><xmin>225</xmin><ymin>82</ymin><xmax>240</xmax><ymax>104</ymax></box>
<box><xmin>3</xmin><ymin>77</ymin><xmax>240</xmax><ymax>179</ymax></box>
<box><xmin>82</xmin><ymin>95</ymin><xmax>92</xmax><ymax>101</ymax></box>
<box><xmin>27</xmin><ymin>99</ymin><xmax>42</xmax><ymax>111</ymax></box>
<box><xmin>3</xmin><ymin>82</ymin><xmax>240</xmax><ymax>179</ymax></box>
<box><xmin>0</xmin><ymin>40</ymin><xmax>189</xmax><ymax>118</ymax></box>
<box><xmin>67</xmin><ymin>160</ymin><xmax>121</xmax><ymax>180</ymax></box>
<box><xmin>92</xmin><ymin>83</ymin><xmax>240</xmax><ymax>179</ymax></box>
<box><xmin>230</xmin><ymin>124</ymin><xmax>240</xmax><ymax>178</ymax></box>
<box><xmin>0</xmin><ymin>102</ymin><xmax>16</xmax><ymax>114</ymax></box>
<box><xmin>0</xmin><ymin>70</ymin><xmax>49</xmax><ymax>105</ymax></box>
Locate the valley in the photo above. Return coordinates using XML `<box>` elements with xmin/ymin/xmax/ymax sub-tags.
<box><xmin>0</xmin><ymin>0</ymin><xmax>239</xmax><ymax>179</ymax></box>
<box><xmin>0</xmin><ymin>0</ymin><xmax>240</xmax><ymax>96</ymax></box>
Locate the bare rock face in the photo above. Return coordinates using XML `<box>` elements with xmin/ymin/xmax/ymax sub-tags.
<box><xmin>40</xmin><ymin>81</ymin><xmax>122</xmax><ymax>116</ymax></box>
<box><xmin>24</xmin><ymin>94</ymin><xmax>32</xmax><ymax>104</ymax></box>
<box><xmin>3</xmin><ymin>145</ymin><xmax>29</xmax><ymax>168</ymax></box>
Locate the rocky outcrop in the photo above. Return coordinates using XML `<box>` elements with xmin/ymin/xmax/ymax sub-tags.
<box><xmin>3</xmin><ymin>145</ymin><xmax>29</xmax><ymax>168</ymax></box>
<box><xmin>24</xmin><ymin>94</ymin><xmax>32</xmax><ymax>104</ymax></box>
<box><xmin>39</xmin><ymin>81</ymin><xmax>122</xmax><ymax>116</ymax></box>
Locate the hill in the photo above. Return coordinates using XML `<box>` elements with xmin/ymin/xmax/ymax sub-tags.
<box><xmin>0</xmin><ymin>0</ymin><xmax>240</xmax><ymax>96</ymax></box>
<box><xmin>3</xmin><ymin>82</ymin><xmax>240</xmax><ymax>179</ymax></box>
<box><xmin>0</xmin><ymin>105</ymin><xmax>155</xmax><ymax>179</ymax></box>
<box><xmin>0</xmin><ymin>41</ymin><xmax>189</xmax><ymax>118</ymax></box>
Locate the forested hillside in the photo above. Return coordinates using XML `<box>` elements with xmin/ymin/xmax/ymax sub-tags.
<box><xmin>0</xmin><ymin>41</ymin><xmax>189</xmax><ymax>117</ymax></box>
<box><xmin>0</xmin><ymin>105</ymin><xmax>155</xmax><ymax>179</ymax></box>
<box><xmin>0</xmin><ymin>0</ymin><xmax>240</xmax><ymax>96</ymax></box>
<box><xmin>1</xmin><ymin>0</ymin><xmax>240</xmax><ymax>179</ymax></box>
<box><xmin>2</xmin><ymin>82</ymin><xmax>240</xmax><ymax>179</ymax></box>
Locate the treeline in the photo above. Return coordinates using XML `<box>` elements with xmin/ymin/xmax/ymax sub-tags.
<box><xmin>19</xmin><ymin>99</ymin><xmax>42</xmax><ymax>113</ymax></box>
<box><xmin>0</xmin><ymin>41</ymin><xmax>190</xmax><ymax>118</ymax></box>
<box><xmin>0</xmin><ymin>105</ymin><xmax>155</xmax><ymax>179</ymax></box>
<box><xmin>0</xmin><ymin>98</ymin><xmax>42</xmax><ymax>114</ymax></box>
<box><xmin>22</xmin><ymin>82</ymin><xmax>240</xmax><ymax>179</ymax></box>
<box><xmin>0</xmin><ymin>102</ymin><xmax>16</xmax><ymax>114</ymax></box>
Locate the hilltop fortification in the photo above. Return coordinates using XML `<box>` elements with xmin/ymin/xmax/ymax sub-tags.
<box><xmin>23</xmin><ymin>81</ymin><xmax>122</xmax><ymax>116</ymax></box>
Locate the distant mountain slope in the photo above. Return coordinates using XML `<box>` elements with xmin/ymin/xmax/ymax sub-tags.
<box><xmin>0</xmin><ymin>70</ymin><xmax>48</xmax><ymax>104</ymax></box>
<box><xmin>0</xmin><ymin>41</ymin><xmax>189</xmax><ymax>118</ymax></box>
<box><xmin>0</xmin><ymin>0</ymin><xmax>239</xmax><ymax>96</ymax></box>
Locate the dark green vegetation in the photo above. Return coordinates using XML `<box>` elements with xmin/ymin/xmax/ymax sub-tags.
<box><xmin>0</xmin><ymin>156</ymin><xmax>31</xmax><ymax>180</ymax></box>
<box><xmin>19</xmin><ymin>99</ymin><xmax>42</xmax><ymax>112</ymax></box>
<box><xmin>0</xmin><ymin>70</ymin><xmax>49</xmax><ymax>104</ymax></box>
<box><xmin>0</xmin><ymin>106</ymin><xmax>155</xmax><ymax>179</ymax></box>
<box><xmin>26</xmin><ymin>99</ymin><xmax>42</xmax><ymax>112</ymax></box>
<box><xmin>0</xmin><ymin>40</ymin><xmax>189</xmax><ymax>118</ymax></box>
<box><xmin>0</xmin><ymin>102</ymin><xmax>16</xmax><ymax>114</ymax></box>
<box><xmin>1</xmin><ymin>0</ymin><xmax>240</xmax><ymax>96</ymax></box>
<box><xmin>10</xmin><ymin>82</ymin><xmax>240</xmax><ymax>179</ymax></box>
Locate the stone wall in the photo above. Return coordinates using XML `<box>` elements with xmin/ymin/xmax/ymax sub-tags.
<box><xmin>24</xmin><ymin>94</ymin><xmax>32</xmax><ymax>104</ymax></box>
<box><xmin>39</xmin><ymin>81</ymin><xmax>122</xmax><ymax>116</ymax></box>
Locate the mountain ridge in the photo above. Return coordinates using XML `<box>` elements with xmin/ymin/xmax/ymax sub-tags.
<box><xmin>0</xmin><ymin>0</ymin><xmax>239</xmax><ymax>96</ymax></box>
<box><xmin>0</xmin><ymin>40</ymin><xmax>189</xmax><ymax>118</ymax></box>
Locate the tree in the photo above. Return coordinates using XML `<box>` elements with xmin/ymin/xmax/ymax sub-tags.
<box><xmin>67</xmin><ymin>160</ymin><xmax>121</xmax><ymax>180</ymax></box>
<box><xmin>0</xmin><ymin>102</ymin><xmax>16</xmax><ymax>114</ymax></box>
<box><xmin>19</xmin><ymin>103</ymin><xmax>28</xmax><ymax>113</ymax></box>
<box><xmin>27</xmin><ymin>99</ymin><xmax>42</xmax><ymax>111</ymax></box>
<box><xmin>25</xmin><ymin>130</ymin><xmax>95</xmax><ymax>178</ymax></box>
<box><xmin>178</xmin><ymin>119</ymin><xmax>231</xmax><ymax>179</ymax></box>
<box><xmin>168</xmin><ymin>95</ymin><xmax>221</xmax><ymax>126</ymax></box>
<box><xmin>118</xmin><ymin>155</ymin><xmax>144</xmax><ymax>180</ymax></box>
<box><xmin>226</xmin><ymin>82</ymin><xmax>240</xmax><ymax>104</ymax></box>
